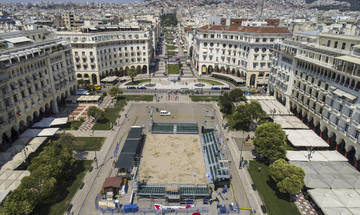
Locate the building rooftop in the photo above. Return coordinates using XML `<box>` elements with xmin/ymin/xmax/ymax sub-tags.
<box><xmin>198</xmin><ymin>25</ymin><xmax>291</xmax><ymax>34</ymax></box>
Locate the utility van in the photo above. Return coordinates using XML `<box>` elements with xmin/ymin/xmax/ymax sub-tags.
<box><xmin>160</xmin><ymin>110</ymin><xmax>171</xmax><ymax>116</ymax></box>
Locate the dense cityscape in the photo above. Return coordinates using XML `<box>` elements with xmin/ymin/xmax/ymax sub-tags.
<box><xmin>0</xmin><ymin>0</ymin><xmax>360</xmax><ymax>214</ymax></box>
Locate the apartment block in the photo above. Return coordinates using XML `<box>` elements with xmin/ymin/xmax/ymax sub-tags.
<box><xmin>0</xmin><ymin>31</ymin><xmax>76</xmax><ymax>151</ymax></box>
<box><xmin>192</xmin><ymin>25</ymin><xmax>291</xmax><ymax>88</ymax></box>
<box><xmin>56</xmin><ymin>26</ymin><xmax>154</xmax><ymax>85</ymax></box>
<box><xmin>269</xmin><ymin>32</ymin><xmax>360</xmax><ymax>167</ymax></box>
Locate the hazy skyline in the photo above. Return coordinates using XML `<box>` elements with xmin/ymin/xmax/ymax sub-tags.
<box><xmin>2</xmin><ymin>0</ymin><xmax>143</xmax><ymax>3</ymax></box>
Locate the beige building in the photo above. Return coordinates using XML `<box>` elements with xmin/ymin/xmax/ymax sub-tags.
<box><xmin>0</xmin><ymin>30</ymin><xmax>76</xmax><ymax>151</ymax></box>
<box><xmin>61</xmin><ymin>12</ymin><xmax>80</xmax><ymax>30</ymax></box>
<box><xmin>269</xmin><ymin>32</ymin><xmax>360</xmax><ymax>168</ymax></box>
<box><xmin>56</xmin><ymin>25</ymin><xmax>154</xmax><ymax>86</ymax></box>
<box><xmin>192</xmin><ymin>25</ymin><xmax>291</xmax><ymax>88</ymax></box>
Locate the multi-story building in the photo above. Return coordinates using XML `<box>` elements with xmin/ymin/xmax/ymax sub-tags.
<box><xmin>269</xmin><ymin>32</ymin><xmax>360</xmax><ymax>168</ymax></box>
<box><xmin>0</xmin><ymin>30</ymin><xmax>76</xmax><ymax>151</ymax></box>
<box><xmin>61</xmin><ymin>12</ymin><xmax>80</xmax><ymax>30</ymax></box>
<box><xmin>192</xmin><ymin>24</ymin><xmax>291</xmax><ymax>88</ymax></box>
<box><xmin>56</xmin><ymin>25</ymin><xmax>154</xmax><ymax>85</ymax></box>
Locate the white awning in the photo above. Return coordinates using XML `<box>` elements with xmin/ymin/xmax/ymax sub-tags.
<box><xmin>0</xmin><ymin>190</ymin><xmax>10</xmax><ymax>204</ymax></box>
<box><xmin>286</xmin><ymin>150</ymin><xmax>348</xmax><ymax>162</ymax></box>
<box><xmin>0</xmin><ymin>170</ymin><xmax>30</xmax><ymax>191</ymax></box>
<box><xmin>285</xmin><ymin>129</ymin><xmax>329</xmax><ymax>148</ymax></box>
<box><xmin>309</xmin><ymin>188</ymin><xmax>360</xmax><ymax>215</ymax></box>
<box><xmin>32</xmin><ymin>117</ymin><xmax>68</xmax><ymax>128</ymax></box>
<box><xmin>37</xmin><ymin>128</ymin><xmax>59</xmax><ymax>137</ymax></box>
<box><xmin>77</xmin><ymin>95</ymin><xmax>101</xmax><ymax>102</ymax></box>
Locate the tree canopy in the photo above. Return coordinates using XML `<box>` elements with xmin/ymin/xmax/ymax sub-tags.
<box><xmin>253</xmin><ymin>122</ymin><xmax>286</xmax><ymax>161</ymax></box>
<box><xmin>160</xmin><ymin>13</ymin><xmax>178</xmax><ymax>27</ymax></box>
<box><xmin>218</xmin><ymin>92</ymin><xmax>233</xmax><ymax>114</ymax></box>
<box><xmin>108</xmin><ymin>87</ymin><xmax>123</xmax><ymax>98</ymax></box>
<box><xmin>229</xmin><ymin>88</ymin><xmax>246</xmax><ymax>102</ymax></box>
<box><xmin>128</xmin><ymin>68</ymin><xmax>137</xmax><ymax>83</ymax></box>
<box><xmin>229</xmin><ymin>104</ymin><xmax>252</xmax><ymax>130</ymax></box>
<box><xmin>87</xmin><ymin>106</ymin><xmax>98</xmax><ymax>118</ymax></box>
<box><xmin>0</xmin><ymin>134</ymin><xmax>75</xmax><ymax>215</ymax></box>
<box><xmin>248</xmin><ymin>101</ymin><xmax>267</xmax><ymax>124</ymax></box>
<box><xmin>269</xmin><ymin>159</ymin><xmax>305</xmax><ymax>195</ymax></box>
<box><xmin>228</xmin><ymin>100</ymin><xmax>267</xmax><ymax>131</ymax></box>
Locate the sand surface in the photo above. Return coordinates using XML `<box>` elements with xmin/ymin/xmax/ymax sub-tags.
<box><xmin>139</xmin><ymin>134</ymin><xmax>207</xmax><ymax>185</ymax></box>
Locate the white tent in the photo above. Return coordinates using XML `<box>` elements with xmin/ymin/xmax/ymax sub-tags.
<box><xmin>285</xmin><ymin>129</ymin><xmax>329</xmax><ymax>148</ymax></box>
<box><xmin>309</xmin><ymin>189</ymin><xmax>360</xmax><ymax>215</ymax></box>
<box><xmin>32</xmin><ymin>117</ymin><xmax>68</xmax><ymax>128</ymax></box>
<box><xmin>37</xmin><ymin>128</ymin><xmax>60</xmax><ymax>137</ymax></box>
<box><xmin>286</xmin><ymin>150</ymin><xmax>348</xmax><ymax>162</ymax></box>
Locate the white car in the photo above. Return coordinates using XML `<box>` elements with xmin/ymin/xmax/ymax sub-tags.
<box><xmin>160</xmin><ymin>110</ymin><xmax>171</xmax><ymax>116</ymax></box>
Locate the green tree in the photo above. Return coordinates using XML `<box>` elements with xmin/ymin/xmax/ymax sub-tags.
<box><xmin>229</xmin><ymin>88</ymin><xmax>246</xmax><ymax>102</ymax></box>
<box><xmin>94</xmin><ymin>109</ymin><xmax>106</xmax><ymax>122</ymax></box>
<box><xmin>248</xmin><ymin>101</ymin><xmax>267</xmax><ymax>124</ymax></box>
<box><xmin>218</xmin><ymin>92</ymin><xmax>233</xmax><ymax>114</ymax></box>
<box><xmin>87</xmin><ymin>106</ymin><xmax>98</xmax><ymax>118</ymax></box>
<box><xmin>269</xmin><ymin>159</ymin><xmax>305</xmax><ymax>196</ymax></box>
<box><xmin>128</xmin><ymin>68</ymin><xmax>137</xmax><ymax>83</ymax></box>
<box><xmin>253</xmin><ymin>122</ymin><xmax>286</xmax><ymax>161</ymax></box>
<box><xmin>229</xmin><ymin>104</ymin><xmax>252</xmax><ymax>130</ymax></box>
<box><xmin>0</xmin><ymin>187</ymin><xmax>36</xmax><ymax>215</ymax></box>
<box><xmin>0</xmin><ymin>137</ymin><xmax>75</xmax><ymax>215</ymax></box>
<box><xmin>109</xmin><ymin>86</ymin><xmax>123</xmax><ymax>98</ymax></box>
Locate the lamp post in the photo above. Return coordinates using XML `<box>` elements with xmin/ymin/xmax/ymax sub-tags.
<box><xmin>94</xmin><ymin>151</ymin><xmax>98</xmax><ymax>169</ymax></box>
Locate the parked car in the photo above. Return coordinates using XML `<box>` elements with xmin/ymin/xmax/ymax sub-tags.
<box><xmin>127</xmin><ymin>86</ymin><xmax>136</xmax><ymax>89</ymax></box>
<box><xmin>211</xmin><ymin>87</ymin><xmax>221</xmax><ymax>90</ymax></box>
<box><xmin>137</xmin><ymin>86</ymin><xmax>147</xmax><ymax>89</ymax></box>
<box><xmin>221</xmin><ymin>87</ymin><xmax>230</xmax><ymax>90</ymax></box>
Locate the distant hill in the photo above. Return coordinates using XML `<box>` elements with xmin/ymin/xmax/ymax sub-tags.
<box><xmin>305</xmin><ymin>0</ymin><xmax>360</xmax><ymax>11</ymax></box>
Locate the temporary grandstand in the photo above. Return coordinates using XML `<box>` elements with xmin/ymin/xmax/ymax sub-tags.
<box><xmin>136</xmin><ymin>122</ymin><xmax>211</xmax><ymax>200</ymax></box>
<box><xmin>201</xmin><ymin>130</ymin><xmax>230</xmax><ymax>186</ymax></box>
<box><xmin>116</xmin><ymin>126</ymin><xmax>144</xmax><ymax>176</ymax></box>
<box><xmin>152</xmin><ymin>123</ymin><xmax>198</xmax><ymax>134</ymax></box>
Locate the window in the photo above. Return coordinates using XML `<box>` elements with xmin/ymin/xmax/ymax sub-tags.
<box><xmin>327</xmin><ymin>40</ymin><xmax>331</xmax><ymax>47</ymax></box>
<box><xmin>341</xmin><ymin>42</ymin><xmax>346</xmax><ymax>50</ymax></box>
<box><xmin>203</xmin><ymin>42</ymin><xmax>208</xmax><ymax>47</ymax></box>
<box><xmin>334</xmin><ymin>41</ymin><xmax>338</xmax><ymax>48</ymax></box>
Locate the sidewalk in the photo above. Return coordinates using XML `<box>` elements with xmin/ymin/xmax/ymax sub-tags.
<box><xmin>211</xmin><ymin>102</ymin><xmax>265</xmax><ymax>215</ymax></box>
<box><xmin>62</xmin><ymin>130</ymin><xmax>112</xmax><ymax>137</ymax></box>
<box><xmin>69</xmin><ymin>102</ymin><xmax>133</xmax><ymax>215</ymax></box>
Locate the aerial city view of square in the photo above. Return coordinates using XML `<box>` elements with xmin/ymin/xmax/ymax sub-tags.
<box><xmin>0</xmin><ymin>0</ymin><xmax>360</xmax><ymax>214</ymax></box>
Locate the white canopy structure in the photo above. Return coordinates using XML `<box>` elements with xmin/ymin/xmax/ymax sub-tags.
<box><xmin>309</xmin><ymin>189</ymin><xmax>360</xmax><ymax>215</ymax></box>
<box><xmin>37</xmin><ymin>128</ymin><xmax>60</xmax><ymax>137</ymax></box>
<box><xmin>290</xmin><ymin>161</ymin><xmax>360</xmax><ymax>189</ymax></box>
<box><xmin>286</xmin><ymin>151</ymin><xmax>348</xmax><ymax>162</ymax></box>
<box><xmin>32</xmin><ymin>117</ymin><xmax>68</xmax><ymax>128</ymax></box>
<box><xmin>0</xmin><ymin>170</ymin><xmax>30</xmax><ymax>191</ymax></box>
<box><xmin>76</xmin><ymin>95</ymin><xmax>101</xmax><ymax>104</ymax></box>
<box><xmin>246</xmin><ymin>97</ymin><xmax>293</xmax><ymax>116</ymax></box>
<box><xmin>272</xmin><ymin>115</ymin><xmax>309</xmax><ymax>129</ymax></box>
<box><xmin>101</xmin><ymin>76</ymin><xmax>118</xmax><ymax>82</ymax></box>
<box><xmin>0</xmin><ymin>190</ymin><xmax>10</xmax><ymax>204</ymax></box>
<box><xmin>1</xmin><ymin>137</ymin><xmax>48</xmax><ymax>171</ymax></box>
<box><xmin>285</xmin><ymin>129</ymin><xmax>329</xmax><ymax>148</ymax></box>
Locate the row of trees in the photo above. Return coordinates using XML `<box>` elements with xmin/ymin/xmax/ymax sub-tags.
<box><xmin>254</xmin><ymin>122</ymin><xmax>305</xmax><ymax>197</ymax></box>
<box><xmin>218</xmin><ymin>88</ymin><xmax>267</xmax><ymax>131</ymax></box>
<box><xmin>217</xmin><ymin>88</ymin><xmax>305</xmax><ymax>197</ymax></box>
<box><xmin>1</xmin><ymin>134</ymin><xmax>75</xmax><ymax>215</ymax></box>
